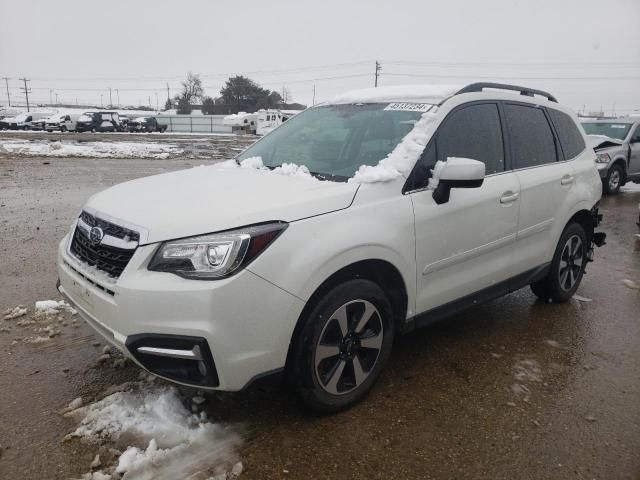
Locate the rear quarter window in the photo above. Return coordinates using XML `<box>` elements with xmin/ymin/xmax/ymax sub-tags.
<box><xmin>503</xmin><ymin>104</ymin><xmax>557</xmax><ymax>169</ymax></box>
<box><xmin>547</xmin><ymin>108</ymin><xmax>585</xmax><ymax>159</ymax></box>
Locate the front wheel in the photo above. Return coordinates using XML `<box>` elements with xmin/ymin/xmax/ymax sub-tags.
<box><xmin>604</xmin><ymin>164</ymin><xmax>623</xmax><ymax>194</ymax></box>
<box><xmin>531</xmin><ymin>222</ymin><xmax>588</xmax><ymax>303</ymax></box>
<box><xmin>290</xmin><ymin>279</ymin><xmax>394</xmax><ymax>413</ymax></box>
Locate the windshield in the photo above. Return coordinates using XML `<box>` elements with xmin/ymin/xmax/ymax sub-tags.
<box><xmin>236</xmin><ymin>103</ymin><xmax>426</xmax><ymax>180</ymax></box>
<box><xmin>582</xmin><ymin>122</ymin><xmax>632</xmax><ymax>141</ymax></box>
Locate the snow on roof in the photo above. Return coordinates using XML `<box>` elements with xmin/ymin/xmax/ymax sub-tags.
<box><xmin>329</xmin><ymin>84</ymin><xmax>463</xmax><ymax>105</ymax></box>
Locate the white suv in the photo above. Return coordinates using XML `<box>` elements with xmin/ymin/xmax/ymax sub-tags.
<box><xmin>57</xmin><ymin>83</ymin><xmax>605</xmax><ymax>412</ymax></box>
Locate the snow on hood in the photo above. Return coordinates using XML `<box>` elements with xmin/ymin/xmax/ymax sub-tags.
<box><xmin>85</xmin><ymin>162</ymin><xmax>358</xmax><ymax>244</ymax></box>
<box><xmin>587</xmin><ymin>134</ymin><xmax>624</xmax><ymax>150</ymax></box>
<box><xmin>350</xmin><ymin>109</ymin><xmax>439</xmax><ymax>184</ymax></box>
<box><xmin>330</xmin><ymin>84</ymin><xmax>461</xmax><ymax>105</ymax></box>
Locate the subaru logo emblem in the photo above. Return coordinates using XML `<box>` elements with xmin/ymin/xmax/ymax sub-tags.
<box><xmin>89</xmin><ymin>226</ymin><xmax>104</xmax><ymax>245</ymax></box>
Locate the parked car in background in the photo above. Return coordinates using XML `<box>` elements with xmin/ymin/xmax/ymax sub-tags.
<box><xmin>57</xmin><ymin>83</ymin><xmax>605</xmax><ymax>412</ymax></box>
<box><xmin>582</xmin><ymin>118</ymin><xmax>640</xmax><ymax>194</ymax></box>
<box><xmin>127</xmin><ymin>116</ymin><xmax>167</xmax><ymax>133</ymax></box>
<box><xmin>119</xmin><ymin>115</ymin><xmax>130</xmax><ymax>131</ymax></box>
<box><xmin>76</xmin><ymin>111</ymin><xmax>122</xmax><ymax>133</ymax></box>
<box><xmin>0</xmin><ymin>112</ymin><xmax>51</xmax><ymax>130</ymax></box>
<box><xmin>45</xmin><ymin>113</ymin><xmax>79</xmax><ymax>132</ymax></box>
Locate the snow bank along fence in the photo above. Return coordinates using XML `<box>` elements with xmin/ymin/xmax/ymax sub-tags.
<box><xmin>155</xmin><ymin>114</ymin><xmax>231</xmax><ymax>134</ymax></box>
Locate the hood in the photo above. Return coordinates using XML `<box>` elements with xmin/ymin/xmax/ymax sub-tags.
<box><xmin>85</xmin><ymin>165</ymin><xmax>359</xmax><ymax>244</ymax></box>
<box><xmin>587</xmin><ymin>134</ymin><xmax>624</xmax><ymax>150</ymax></box>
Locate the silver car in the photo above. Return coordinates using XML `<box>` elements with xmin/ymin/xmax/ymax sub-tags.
<box><xmin>582</xmin><ymin>118</ymin><xmax>640</xmax><ymax>194</ymax></box>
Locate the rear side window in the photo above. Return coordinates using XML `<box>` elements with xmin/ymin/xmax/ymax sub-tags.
<box><xmin>547</xmin><ymin>108</ymin><xmax>585</xmax><ymax>159</ymax></box>
<box><xmin>435</xmin><ymin>103</ymin><xmax>504</xmax><ymax>174</ymax></box>
<box><xmin>504</xmin><ymin>104</ymin><xmax>557</xmax><ymax>169</ymax></box>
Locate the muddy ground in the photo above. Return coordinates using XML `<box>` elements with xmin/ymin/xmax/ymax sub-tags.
<box><xmin>0</xmin><ymin>136</ymin><xmax>639</xmax><ymax>479</ymax></box>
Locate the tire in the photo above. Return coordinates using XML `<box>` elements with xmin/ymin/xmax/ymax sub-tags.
<box><xmin>91</xmin><ymin>127</ymin><xmax>96</xmax><ymax>133</ymax></box>
<box><xmin>289</xmin><ymin>279</ymin><xmax>395</xmax><ymax>413</ymax></box>
<box><xmin>604</xmin><ymin>164</ymin><xmax>623</xmax><ymax>194</ymax></box>
<box><xmin>530</xmin><ymin>222</ymin><xmax>589</xmax><ymax>303</ymax></box>
<box><xmin>60</xmin><ymin>126</ymin><xmax>67</xmax><ymax>133</ymax></box>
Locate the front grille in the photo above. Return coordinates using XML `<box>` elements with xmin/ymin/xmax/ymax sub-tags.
<box><xmin>70</xmin><ymin>216</ymin><xmax>137</xmax><ymax>278</ymax></box>
<box><xmin>79</xmin><ymin>211</ymin><xmax>140</xmax><ymax>242</ymax></box>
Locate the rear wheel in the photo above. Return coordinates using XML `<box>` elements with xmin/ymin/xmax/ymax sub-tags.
<box><xmin>290</xmin><ymin>279</ymin><xmax>394</xmax><ymax>413</ymax></box>
<box><xmin>531</xmin><ymin>222</ymin><xmax>588</xmax><ymax>303</ymax></box>
<box><xmin>604</xmin><ymin>164</ymin><xmax>623</xmax><ymax>194</ymax></box>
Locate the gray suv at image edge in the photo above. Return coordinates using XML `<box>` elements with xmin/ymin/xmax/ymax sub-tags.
<box><xmin>581</xmin><ymin>118</ymin><xmax>640</xmax><ymax>194</ymax></box>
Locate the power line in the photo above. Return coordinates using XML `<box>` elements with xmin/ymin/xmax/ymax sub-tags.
<box><xmin>385</xmin><ymin>60</ymin><xmax>640</xmax><ymax>68</ymax></box>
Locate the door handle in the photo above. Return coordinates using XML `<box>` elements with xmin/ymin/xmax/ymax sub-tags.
<box><xmin>500</xmin><ymin>191</ymin><xmax>519</xmax><ymax>204</ymax></box>
<box><xmin>561</xmin><ymin>174</ymin><xmax>575</xmax><ymax>186</ymax></box>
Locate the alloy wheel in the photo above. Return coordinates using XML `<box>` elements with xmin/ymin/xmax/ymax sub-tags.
<box><xmin>314</xmin><ymin>299</ymin><xmax>384</xmax><ymax>395</ymax></box>
<box><xmin>559</xmin><ymin>234</ymin><xmax>584</xmax><ymax>291</ymax></box>
<box><xmin>608</xmin><ymin>169</ymin><xmax>621</xmax><ymax>191</ymax></box>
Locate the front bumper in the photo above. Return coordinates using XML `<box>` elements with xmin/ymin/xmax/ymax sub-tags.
<box><xmin>57</xmin><ymin>234</ymin><xmax>305</xmax><ymax>390</ymax></box>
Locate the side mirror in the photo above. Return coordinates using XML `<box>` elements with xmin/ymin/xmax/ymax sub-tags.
<box><xmin>432</xmin><ymin>158</ymin><xmax>485</xmax><ymax>205</ymax></box>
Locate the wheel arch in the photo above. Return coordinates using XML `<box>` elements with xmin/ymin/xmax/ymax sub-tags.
<box><xmin>284</xmin><ymin>258</ymin><xmax>409</xmax><ymax>373</ymax></box>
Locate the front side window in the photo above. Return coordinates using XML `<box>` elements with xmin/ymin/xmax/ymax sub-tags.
<box><xmin>504</xmin><ymin>104</ymin><xmax>557</xmax><ymax>169</ymax></box>
<box><xmin>547</xmin><ymin>108</ymin><xmax>586</xmax><ymax>159</ymax></box>
<box><xmin>581</xmin><ymin>122</ymin><xmax>632</xmax><ymax>141</ymax></box>
<box><xmin>237</xmin><ymin>103</ymin><xmax>425</xmax><ymax>180</ymax></box>
<box><xmin>435</xmin><ymin>103</ymin><xmax>504</xmax><ymax>175</ymax></box>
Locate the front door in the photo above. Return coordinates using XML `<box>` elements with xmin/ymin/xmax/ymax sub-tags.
<box><xmin>410</xmin><ymin>102</ymin><xmax>520</xmax><ymax>314</ymax></box>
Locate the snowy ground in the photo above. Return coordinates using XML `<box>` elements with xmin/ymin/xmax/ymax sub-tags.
<box><xmin>64</xmin><ymin>380</ymin><xmax>242</xmax><ymax>480</ymax></box>
<box><xmin>0</xmin><ymin>139</ymin><xmax>184</xmax><ymax>159</ymax></box>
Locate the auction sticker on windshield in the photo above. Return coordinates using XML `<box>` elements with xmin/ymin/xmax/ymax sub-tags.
<box><xmin>384</xmin><ymin>103</ymin><xmax>432</xmax><ymax>112</ymax></box>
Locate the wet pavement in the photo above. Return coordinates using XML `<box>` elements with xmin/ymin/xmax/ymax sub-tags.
<box><xmin>0</xmin><ymin>146</ymin><xmax>639</xmax><ymax>479</ymax></box>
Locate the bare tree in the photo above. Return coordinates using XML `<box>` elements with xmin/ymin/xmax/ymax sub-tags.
<box><xmin>180</xmin><ymin>72</ymin><xmax>204</xmax><ymax>104</ymax></box>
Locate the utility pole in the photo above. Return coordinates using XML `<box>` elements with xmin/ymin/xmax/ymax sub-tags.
<box><xmin>101</xmin><ymin>94</ymin><xmax>104</xmax><ymax>107</ymax></box>
<box><xmin>55</xmin><ymin>93</ymin><xmax>59</xmax><ymax>105</ymax></box>
<box><xmin>148</xmin><ymin>95</ymin><xmax>151</xmax><ymax>107</ymax></box>
<box><xmin>2</xmin><ymin>77</ymin><xmax>10</xmax><ymax>107</ymax></box>
<box><xmin>19</xmin><ymin>78</ymin><xmax>31</xmax><ymax>111</ymax></box>
<box><xmin>116</xmin><ymin>89</ymin><xmax>120</xmax><ymax>107</ymax></box>
<box><xmin>109</xmin><ymin>87</ymin><xmax>113</xmax><ymax>108</ymax></box>
<box><xmin>166</xmin><ymin>82</ymin><xmax>170</xmax><ymax>103</ymax></box>
<box><xmin>312</xmin><ymin>84</ymin><xmax>316</xmax><ymax>105</ymax></box>
<box><xmin>374</xmin><ymin>61</ymin><xmax>381</xmax><ymax>88</ymax></box>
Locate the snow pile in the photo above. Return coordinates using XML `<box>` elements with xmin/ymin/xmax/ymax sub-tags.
<box><xmin>66</xmin><ymin>386</ymin><xmax>241</xmax><ymax>480</ymax></box>
<box><xmin>239</xmin><ymin>156</ymin><xmax>264</xmax><ymax>169</ymax></box>
<box><xmin>35</xmin><ymin>299</ymin><xmax>76</xmax><ymax>316</ymax></box>
<box><xmin>427</xmin><ymin>160</ymin><xmax>447</xmax><ymax>190</ymax></box>
<box><xmin>350</xmin><ymin>109</ymin><xmax>438</xmax><ymax>184</ymax></box>
<box><xmin>3</xmin><ymin>305</ymin><xmax>27</xmax><ymax>320</ymax></box>
<box><xmin>0</xmin><ymin>139</ymin><xmax>183</xmax><ymax>159</ymax></box>
<box><xmin>272</xmin><ymin>163</ymin><xmax>314</xmax><ymax>179</ymax></box>
<box><xmin>215</xmin><ymin>156</ymin><xmax>318</xmax><ymax>181</ymax></box>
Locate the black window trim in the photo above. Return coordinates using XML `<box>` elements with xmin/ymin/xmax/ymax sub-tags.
<box><xmin>500</xmin><ymin>100</ymin><xmax>562</xmax><ymax>171</ymax></box>
<box><xmin>402</xmin><ymin>100</ymin><xmax>508</xmax><ymax>194</ymax></box>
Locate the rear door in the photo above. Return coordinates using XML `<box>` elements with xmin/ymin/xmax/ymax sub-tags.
<box><xmin>504</xmin><ymin>102</ymin><xmax>575</xmax><ymax>273</ymax></box>
<box><xmin>411</xmin><ymin>102</ymin><xmax>521</xmax><ymax>314</ymax></box>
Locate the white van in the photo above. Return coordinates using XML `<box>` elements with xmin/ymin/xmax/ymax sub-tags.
<box><xmin>45</xmin><ymin>113</ymin><xmax>80</xmax><ymax>132</ymax></box>
<box><xmin>6</xmin><ymin>112</ymin><xmax>51</xmax><ymax>130</ymax></box>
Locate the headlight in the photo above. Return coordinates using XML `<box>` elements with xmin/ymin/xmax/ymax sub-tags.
<box><xmin>148</xmin><ymin>222</ymin><xmax>287</xmax><ymax>280</ymax></box>
<box><xmin>596</xmin><ymin>153</ymin><xmax>611</xmax><ymax>164</ymax></box>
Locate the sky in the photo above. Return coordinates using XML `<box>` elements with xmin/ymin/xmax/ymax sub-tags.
<box><xmin>1</xmin><ymin>0</ymin><xmax>639</xmax><ymax>114</ymax></box>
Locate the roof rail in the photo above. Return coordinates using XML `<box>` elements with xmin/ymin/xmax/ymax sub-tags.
<box><xmin>454</xmin><ymin>82</ymin><xmax>558</xmax><ymax>103</ymax></box>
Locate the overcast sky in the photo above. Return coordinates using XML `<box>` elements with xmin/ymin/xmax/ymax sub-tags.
<box><xmin>1</xmin><ymin>0</ymin><xmax>639</xmax><ymax>114</ymax></box>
